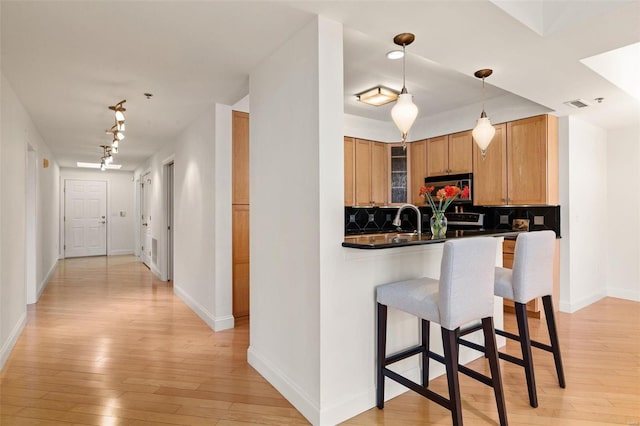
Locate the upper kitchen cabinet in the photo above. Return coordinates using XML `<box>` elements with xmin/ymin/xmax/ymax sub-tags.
<box><xmin>473</xmin><ymin>123</ymin><xmax>507</xmax><ymax>205</ymax></box>
<box><xmin>232</xmin><ymin>111</ymin><xmax>250</xmax><ymax>204</ymax></box>
<box><xmin>353</xmin><ymin>139</ymin><xmax>389</xmax><ymax>206</ymax></box>
<box><xmin>409</xmin><ymin>139</ymin><xmax>427</xmax><ymax>205</ymax></box>
<box><xmin>344</xmin><ymin>137</ymin><xmax>355</xmax><ymax>206</ymax></box>
<box><xmin>388</xmin><ymin>144</ymin><xmax>409</xmax><ymax>205</ymax></box>
<box><xmin>473</xmin><ymin>115</ymin><xmax>558</xmax><ymax>206</ymax></box>
<box><xmin>507</xmin><ymin>114</ymin><xmax>558</xmax><ymax>205</ymax></box>
<box><xmin>427</xmin><ymin>132</ymin><xmax>472</xmax><ymax>177</ymax></box>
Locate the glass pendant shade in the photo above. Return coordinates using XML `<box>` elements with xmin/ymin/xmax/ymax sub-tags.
<box><xmin>391</xmin><ymin>93</ymin><xmax>418</xmax><ymax>142</ymax></box>
<box><xmin>100</xmin><ymin>160</ymin><xmax>106</xmax><ymax>171</ymax></box>
<box><xmin>112</xmin><ymin>139</ymin><xmax>119</xmax><ymax>149</ymax></box>
<box><xmin>116</xmin><ymin>131</ymin><xmax>125</xmax><ymax>141</ymax></box>
<box><xmin>112</xmin><ymin>145</ymin><xmax>119</xmax><ymax>154</ymax></box>
<box><xmin>472</xmin><ymin>114</ymin><xmax>496</xmax><ymax>157</ymax></box>
<box><xmin>115</xmin><ymin>110</ymin><xmax>125</xmax><ymax>122</ymax></box>
<box><xmin>116</xmin><ymin>121</ymin><xmax>125</xmax><ymax>131</ymax></box>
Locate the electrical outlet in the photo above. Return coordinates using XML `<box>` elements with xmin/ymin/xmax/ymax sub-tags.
<box><xmin>534</xmin><ymin>216</ymin><xmax>544</xmax><ymax>225</ymax></box>
<box><xmin>499</xmin><ymin>215</ymin><xmax>509</xmax><ymax>224</ymax></box>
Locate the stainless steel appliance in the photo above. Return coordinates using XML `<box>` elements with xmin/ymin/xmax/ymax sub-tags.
<box><xmin>424</xmin><ymin>173</ymin><xmax>473</xmax><ymax>204</ymax></box>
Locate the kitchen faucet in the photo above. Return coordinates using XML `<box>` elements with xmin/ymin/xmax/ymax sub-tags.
<box><xmin>392</xmin><ymin>204</ymin><xmax>422</xmax><ymax>237</ymax></box>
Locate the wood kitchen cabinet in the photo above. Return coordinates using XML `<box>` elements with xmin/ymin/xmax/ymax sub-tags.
<box><xmin>473</xmin><ymin>114</ymin><xmax>558</xmax><ymax>206</ymax></box>
<box><xmin>354</xmin><ymin>138</ymin><xmax>388</xmax><ymax>206</ymax></box>
<box><xmin>232</xmin><ymin>111</ymin><xmax>250</xmax><ymax>205</ymax></box>
<box><xmin>388</xmin><ymin>144</ymin><xmax>409</xmax><ymax>205</ymax></box>
<box><xmin>232</xmin><ymin>110</ymin><xmax>250</xmax><ymax>318</ymax></box>
<box><xmin>427</xmin><ymin>131</ymin><xmax>472</xmax><ymax>177</ymax></box>
<box><xmin>507</xmin><ymin>114</ymin><xmax>558</xmax><ymax>205</ymax></box>
<box><xmin>473</xmin><ymin>123</ymin><xmax>507</xmax><ymax>205</ymax></box>
<box><xmin>409</xmin><ymin>139</ymin><xmax>427</xmax><ymax>205</ymax></box>
<box><xmin>344</xmin><ymin>137</ymin><xmax>355</xmax><ymax>206</ymax></box>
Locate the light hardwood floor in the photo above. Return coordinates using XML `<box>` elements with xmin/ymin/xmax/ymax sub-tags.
<box><xmin>1</xmin><ymin>255</ymin><xmax>639</xmax><ymax>425</ymax></box>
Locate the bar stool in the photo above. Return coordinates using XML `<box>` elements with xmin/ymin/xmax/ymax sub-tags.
<box><xmin>376</xmin><ymin>238</ymin><xmax>507</xmax><ymax>426</ymax></box>
<box><xmin>460</xmin><ymin>231</ymin><xmax>565</xmax><ymax>408</ymax></box>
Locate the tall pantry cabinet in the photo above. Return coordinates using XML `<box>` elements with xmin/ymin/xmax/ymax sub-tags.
<box><xmin>232</xmin><ymin>111</ymin><xmax>250</xmax><ymax>318</ymax></box>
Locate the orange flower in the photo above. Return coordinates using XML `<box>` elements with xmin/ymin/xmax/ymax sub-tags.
<box><xmin>419</xmin><ymin>185</ymin><xmax>435</xmax><ymax>197</ymax></box>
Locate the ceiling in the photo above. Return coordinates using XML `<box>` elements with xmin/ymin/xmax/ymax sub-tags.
<box><xmin>2</xmin><ymin>1</ymin><xmax>639</xmax><ymax>171</ymax></box>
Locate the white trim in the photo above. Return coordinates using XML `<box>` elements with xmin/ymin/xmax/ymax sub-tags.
<box><xmin>108</xmin><ymin>249</ymin><xmax>135</xmax><ymax>256</ymax></box>
<box><xmin>35</xmin><ymin>260</ymin><xmax>58</xmax><ymax>303</ymax></box>
<box><xmin>605</xmin><ymin>288</ymin><xmax>640</xmax><ymax>302</ymax></box>
<box><xmin>559</xmin><ymin>291</ymin><xmax>605</xmax><ymax>313</ymax></box>
<box><xmin>248</xmin><ymin>345</ymin><xmax>320</xmax><ymax>425</ymax></box>
<box><xmin>173</xmin><ymin>285</ymin><xmax>235</xmax><ymax>331</ymax></box>
<box><xmin>0</xmin><ymin>311</ymin><xmax>27</xmax><ymax>370</ymax></box>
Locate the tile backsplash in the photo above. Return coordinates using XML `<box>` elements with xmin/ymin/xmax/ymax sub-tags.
<box><xmin>345</xmin><ymin>205</ymin><xmax>561</xmax><ymax>237</ymax></box>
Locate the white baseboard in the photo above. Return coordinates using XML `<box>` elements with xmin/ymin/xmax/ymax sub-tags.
<box><xmin>36</xmin><ymin>260</ymin><xmax>58</xmax><ymax>302</ymax></box>
<box><xmin>248</xmin><ymin>345</ymin><xmax>320</xmax><ymax>425</ymax></box>
<box><xmin>606</xmin><ymin>287</ymin><xmax>640</xmax><ymax>302</ymax></box>
<box><xmin>559</xmin><ymin>291</ymin><xmax>605</xmax><ymax>313</ymax></box>
<box><xmin>108</xmin><ymin>249</ymin><xmax>134</xmax><ymax>256</ymax></box>
<box><xmin>248</xmin><ymin>332</ymin><xmax>492</xmax><ymax>426</ymax></box>
<box><xmin>0</xmin><ymin>311</ymin><xmax>27</xmax><ymax>371</ymax></box>
<box><xmin>173</xmin><ymin>285</ymin><xmax>235</xmax><ymax>332</ymax></box>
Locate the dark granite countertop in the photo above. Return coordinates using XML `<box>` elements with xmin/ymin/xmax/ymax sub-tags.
<box><xmin>342</xmin><ymin>229</ymin><xmax>521</xmax><ymax>249</ymax></box>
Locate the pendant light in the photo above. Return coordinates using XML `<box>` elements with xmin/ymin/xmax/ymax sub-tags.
<box><xmin>390</xmin><ymin>33</ymin><xmax>418</xmax><ymax>149</ymax></box>
<box><xmin>472</xmin><ymin>69</ymin><xmax>496</xmax><ymax>159</ymax></box>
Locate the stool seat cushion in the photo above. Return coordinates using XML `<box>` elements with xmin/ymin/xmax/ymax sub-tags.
<box><xmin>494</xmin><ymin>267</ymin><xmax>514</xmax><ymax>300</ymax></box>
<box><xmin>377</xmin><ymin>277</ymin><xmax>440</xmax><ymax>324</ymax></box>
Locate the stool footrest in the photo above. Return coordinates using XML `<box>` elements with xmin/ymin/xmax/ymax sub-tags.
<box><xmin>496</xmin><ymin>328</ymin><xmax>555</xmax><ymax>353</ymax></box>
<box><xmin>383</xmin><ymin>367</ymin><xmax>451</xmax><ymax>410</ymax></box>
<box><xmin>384</xmin><ymin>345</ymin><xmax>425</xmax><ymax>366</ymax></box>
<box><xmin>427</xmin><ymin>349</ymin><xmax>494</xmax><ymax>387</ymax></box>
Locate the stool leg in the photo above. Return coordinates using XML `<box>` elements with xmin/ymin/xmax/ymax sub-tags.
<box><xmin>442</xmin><ymin>327</ymin><xmax>462</xmax><ymax>426</ymax></box>
<box><xmin>421</xmin><ymin>319</ymin><xmax>430</xmax><ymax>387</ymax></box>
<box><xmin>376</xmin><ymin>303</ymin><xmax>387</xmax><ymax>409</ymax></box>
<box><xmin>482</xmin><ymin>317</ymin><xmax>508</xmax><ymax>426</ymax></box>
<box><xmin>515</xmin><ymin>301</ymin><xmax>538</xmax><ymax>408</ymax></box>
<box><xmin>542</xmin><ymin>295</ymin><xmax>566</xmax><ymax>388</ymax></box>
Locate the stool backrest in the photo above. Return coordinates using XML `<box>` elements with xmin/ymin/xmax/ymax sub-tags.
<box><xmin>512</xmin><ymin>230</ymin><xmax>556</xmax><ymax>302</ymax></box>
<box><xmin>439</xmin><ymin>237</ymin><xmax>498</xmax><ymax>330</ymax></box>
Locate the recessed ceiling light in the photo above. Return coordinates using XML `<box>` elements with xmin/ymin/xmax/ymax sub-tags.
<box><xmin>386</xmin><ymin>50</ymin><xmax>404</xmax><ymax>60</ymax></box>
<box><xmin>77</xmin><ymin>162</ymin><xmax>122</xmax><ymax>170</ymax></box>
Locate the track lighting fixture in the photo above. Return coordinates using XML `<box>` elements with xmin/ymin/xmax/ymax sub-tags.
<box><xmin>109</xmin><ymin>100</ymin><xmax>126</xmax><ymax>122</ymax></box>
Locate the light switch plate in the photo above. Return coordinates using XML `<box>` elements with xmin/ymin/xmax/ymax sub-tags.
<box><xmin>368</xmin><ymin>214</ymin><xmax>375</xmax><ymax>222</ymax></box>
<box><xmin>499</xmin><ymin>215</ymin><xmax>509</xmax><ymax>224</ymax></box>
<box><xmin>534</xmin><ymin>216</ymin><xmax>544</xmax><ymax>225</ymax></box>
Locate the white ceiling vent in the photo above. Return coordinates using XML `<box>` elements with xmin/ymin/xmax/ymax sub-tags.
<box><xmin>564</xmin><ymin>99</ymin><xmax>590</xmax><ymax>109</ymax></box>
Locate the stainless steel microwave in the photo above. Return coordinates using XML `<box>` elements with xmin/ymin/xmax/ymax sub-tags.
<box><xmin>424</xmin><ymin>173</ymin><xmax>473</xmax><ymax>204</ymax></box>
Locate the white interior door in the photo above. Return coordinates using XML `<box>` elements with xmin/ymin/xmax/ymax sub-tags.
<box><xmin>140</xmin><ymin>172</ymin><xmax>152</xmax><ymax>267</ymax></box>
<box><xmin>64</xmin><ymin>179</ymin><xmax>107</xmax><ymax>258</ymax></box>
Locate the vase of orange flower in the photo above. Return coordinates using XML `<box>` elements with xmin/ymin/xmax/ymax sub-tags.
<box><xmin>418</xmin><ymin>184</ymin><xmax>469</xmax><ymax>239</ymax></box>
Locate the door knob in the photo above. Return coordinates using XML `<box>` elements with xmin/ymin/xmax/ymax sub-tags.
<box><xmin>100</xmin><ymin>220</ymin><xmax>106</xmax><ymax>224</ymax></box>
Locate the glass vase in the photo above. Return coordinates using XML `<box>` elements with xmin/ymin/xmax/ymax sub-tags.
<box><xmin>430</xmin><ymin>212</ymin><xmax>447</xmax><ymax>239</ymax></box>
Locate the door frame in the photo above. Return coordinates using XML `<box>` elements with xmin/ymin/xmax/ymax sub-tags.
<box><xmin>139</xmin><ymin>170</ymin><xmax>152</xmax><ymax>267</ymax></box>
<box><xmin>163</xmin><ymin>160</ymin><xmax>175</xmax><ymax>281</ymax></box>
<box><xmin>25</xmin><ymin>144</ymin><xmax>37</xmax><ymax>304</ymax></box>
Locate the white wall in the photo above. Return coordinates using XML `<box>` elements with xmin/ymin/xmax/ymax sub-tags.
<box><xmin>1</xmin><ymin>72</ymin><xmax>59</xmax><ymax>368</ymax></box>
<box><xmin>59</xmin><ymin>168</ymin><xmax>135</xmax><ymax>257</ymax></box>
<box><xmin>559</xmin><ymin>116</ymin><xmax>608</xmax><ymax>312</ymax></box>
<box><xmin>606</xmin><ymin>124</ymin><xmax>640</xmax><ymax>301</ymax></box>
<box><xmin>135</xmin><ymin>104</ymin><xmax>234</xmax><ymax>332</ymax></box>
<box><xmin>249</xmin><ymin>16</ymin><xmax>326</xmax><ymax>423</ymax></box>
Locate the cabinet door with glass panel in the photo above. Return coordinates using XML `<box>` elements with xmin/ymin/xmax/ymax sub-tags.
<box><xmin>388</xmin><ymin>143</ymin><xmax>409</xmax><ymax>205</ymax></box>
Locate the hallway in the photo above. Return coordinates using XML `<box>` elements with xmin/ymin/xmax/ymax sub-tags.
<box><xmin>0</xmin><ymin>256</ymin><xmax>307</xmax><ymax>425</ymax></box>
